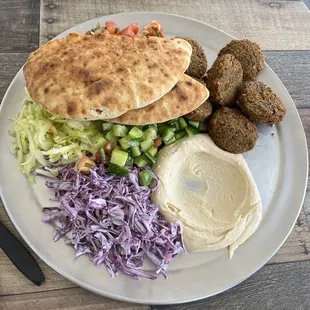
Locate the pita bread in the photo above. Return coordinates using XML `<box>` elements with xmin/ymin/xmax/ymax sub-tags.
<box><xmin>110</xmin><ymin>75</ymin><xmax>209</xmax><ymax>125</ymax></box>
<box><xmin>23</xmin><ymin>32</ymin><xmax>192</xmax><ymax>120</ymax></box>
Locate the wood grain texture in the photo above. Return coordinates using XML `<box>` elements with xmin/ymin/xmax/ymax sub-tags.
<box><xmin>264</xmin><ymin>51</ymin><xmax>310</xmax><ymax>109</ymax></box>
<box><xmin>0</xmin><ymin>287</ymin><xmax>149</xmax><ymax>310</ymax></box>
<box><xmin>39</xmin><ymin>0</ymin><xmax>310</xmax><ymax>50</ymax></box>
<box><xmin>152</xmin><ymin>260</ymin><xmax>310</xmax><ymax>310</ymax></box>
<box><xmin>299</xmin><ymin>109</ymin><xmax>310</xmax><ymax>226</ymax></box>
<box><xmin>0</xmin><ymin>53</ymin><xmax>29</xmax><ymax>102</ymax></box>
<box><xmin>0</xmin><ymin>0</ymin><xmax>40</xmax><ymax>53</ymax></box>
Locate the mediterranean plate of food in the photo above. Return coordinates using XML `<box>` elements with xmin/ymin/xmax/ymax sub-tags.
<box><xmin>0</xmin><ymin>12</ymin><xmax>307</xmax><ymax>304</ymax></box>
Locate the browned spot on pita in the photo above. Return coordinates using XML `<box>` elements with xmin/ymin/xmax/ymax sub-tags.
<box><xmin>67</xmin><ymin>102</ymin><xmax>77</xmax><ymax>115</ymax></box>
<box><xmin>116</xmin><ymin>67</ymin><xmax>125</xmax><ymax>73</ymax></box>
<box><xmin>90</xmin><ymin>81</ymin><xmax>106</xmax><ymax>95</ymax></box>
<box><xmin>148</xmin><ymin>63</ymin><xmax>158</xmax><ymax>69</ymax></box>
<box><xmin>186</xmin><ymin>81</ymin><xmax>193</xmax><ymax>86</ymax></box>
<box><xmin>177</xmin><ymin>90</ymin><xmax>188</xmax><ymax>101</ymax></box>
<box><xmin>44</xmin><ymin>87</ymin><xmax>49</xmax><ymax>94</ymax></box>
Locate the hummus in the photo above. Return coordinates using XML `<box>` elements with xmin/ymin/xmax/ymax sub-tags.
<box><xmin>152</xmin><ymin>134</ymin><xmax>262</xmax><ymax>258</ymax></box>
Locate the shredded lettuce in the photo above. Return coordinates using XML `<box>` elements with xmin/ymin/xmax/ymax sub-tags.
<box><xmin>11</xmin><ymin>91</ymin><xmax>103</xmax><ymax>183</ymax></box>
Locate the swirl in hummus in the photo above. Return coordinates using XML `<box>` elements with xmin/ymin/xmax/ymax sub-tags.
<box><xmin>151</xmin><ymin>134</ymin><xmax>262</xmax><ymax>258</ymax></box>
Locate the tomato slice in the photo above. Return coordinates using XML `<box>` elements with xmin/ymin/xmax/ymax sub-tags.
<box><xmin>120</xmin><ymin>23</ymin><xmax>140</xmax><ymax>36</ymax></box>
<box><xmin>130</xmin><ymin>23</ymin><xmax>139</xmax><ymax>35</ymax></box>
<box><xmin>142</xmin><ymin>21</ymin><xmax>164</xmax><ymax>37</ymax></box>
<box><xmin>105</xmin><ymin>21</ymin><xmax>120</xmax><ymax>34</ymax></box>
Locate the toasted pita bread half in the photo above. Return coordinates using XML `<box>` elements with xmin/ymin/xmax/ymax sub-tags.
<box><xmin>23</xmin><ymin>32</ymin><xmax>192</xmax><ymax>120</ymax></box>
<box><xmin>110</xmin><ymin>75</ymin><xmax>209</xmax><ymax>125</ymax></box>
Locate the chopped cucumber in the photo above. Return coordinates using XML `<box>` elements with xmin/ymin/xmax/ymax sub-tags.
<box><xmin>139</xmin><ymin>170</ymin><xmax>153</xmax><ymax>186</ymax></box>
<box><xmin>94</xmin><ymin>136</ymin><xmax>108</xmax><ymax>149</ymax></box>
<box><xmin>143</xmin><ymin>127</ymin><xmax>157</xmax><ymax>140</ymax></box>
<box><xmin>125</xmin><ymin>153</ymin><xmax>134</xmax><ymax>166</ymax></box>
<box><xmin>145</xmin><ymin>152</ymin><xmax>156</xmax><ymax>164</ymax></box>
<box><xmin>147</xmin><ymin>146</ymin><xmax>158</xmax><ymax>157</ymax></box>
<box><xmin>188</xmin><ymin>120</ymin><xmax>200</xmax><ymax>129</ymax></box>
<box><xmin>185</xmin><ymin>126</ymin><xmax>199</xmax><ymax>137</ymax></box>
<box><xmin>140</xmin><ymin>138</ymin><xmax>154</xmax><ymax>152</ymax></box>
<box><xmin>178</xmin><ymin>117</ymin><xmax>188</xmax><ymax>129</ymax></box>
<box><xmin>175</xmin><ymin>130</ymin><xmax>187</xmax><ymax>140</ymax></box>
<box><xmin>102</xmin><ymin>122</ymin><xmax>113</xmax><ymax>132</ymax></box>
<box><xmin>105</xmin><ymin>130</ymin><xmax>118</xmax><ymax>141</ymax></box>
<box><xmin>128</xmin><ymin>139</ymin><xmax>139</xmax><ymax>147</ymax></box>
<box><xmin>108</xmin><ymin>163</ymin><xmax>129</xmax><ymax>176</ymax></box>
<box><xmin>112</xmin><ymin>124</ymin><xmax>128</xmax><ymax>137</ymax></box>
<box><xmin>128</xmin><ymin>126</ymin><xmax>144</xmax><ymax>139</ymax></box>
<box><xmin>146</xmin><ymin>124</ymin><xmax>158</xmax><ymax>130</ymax></box>
<box><xmin>131</xmin><ymin>146</ymin><xmax>141</xmax><ymax>157</ymax></box>
<box><xmin>167</xmin><ymin>119</ymin><xmax>179</xmax><ymax>130</ymax></box>
<box><xmin>168</xmin><ymin>126</ymin><xmax>178</xmax><ymax>132</ymax></box>
<box><xmin>99</xmin><ymin>148</ymin><xmax>106</xmax><ymax>161</ymax></box>
<box><xmin>158</xmin><ymin>123</ymin><xmax>169</xmax><ymax>135</ymax></box>
<box><xmin>162</xmin><ymin>128</ymin><xmax>175</xmax><ymax>142</ymax></box>
<box><xmin>110</xmin><ymin>149</ymin><xmax>128</xmax><ymax>166</ymax></box>
<box><xmin>164</xmin><ymin>137</ymin><xmax>176</xmax><ymax>145</ymax></box>
<box><xmin>135</xmin><ymin>155</ymin><xmax>149</xmax><ymax>167</ymax></box>
<box><xmin>119</xmin><ymin>136</ymin><xmax>131</xmax><ymax>150</ymax></box>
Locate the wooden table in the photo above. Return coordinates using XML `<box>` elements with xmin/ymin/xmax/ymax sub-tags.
<box><xmin>1</xmin><ymin>1</ymin><xmax>310</xmax><ymax>309</ymax></box>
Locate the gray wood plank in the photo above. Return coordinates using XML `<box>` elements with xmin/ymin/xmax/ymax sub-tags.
<box><xmin>298</xmin><ymin>109</ymin><xmax>310</xmax><ymax>226</ymax></box>
<box><xmin>152</xmin><ymin>260</ymin><xmax>310</xmax><ymax>310</ymax></box>
<box><xmin>0</xmin><ymin>0</ymin><xmax>40</xmax><ymax>53</ymax></box>
<box><xmin>39</xmin><ymin>0</ymin><xmax>310</xmax><ymax>50</ymax></box>
<box><xmin>0</xmin><ymin>287</ymin><xmax>149</xmax><ymax>310</ymax></box>
<box><xmin>264</xmin><ymin>51</ymin><xmax>310</xmax><ymax>109</ymax></box>
<box><xmin>0</xmin><ymin>53</ymin><xmax>29</xmax><ymax>102</ymax></box>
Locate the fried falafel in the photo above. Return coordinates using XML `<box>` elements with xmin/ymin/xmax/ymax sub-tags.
<box><xmin>208</xmin><ymin>107</ymin><xmax>258</xmax><ymax>154</ymax></box>
<box><xmin>179</xmin><ymin>37</ymin><xmax>208</xmax><ymax>79</ymax></box>
<box><xmin>205</xmin><ymin>54</ymin><xmax>243</xmax><ymax>106</ymax></box>
<box><xmin>218</xmin><ymin>39</ymin><xmax>264</xmax><ymax>81</ymax></box>
<box><xmin>186</xmin><ymin>99</ymin><xmax>212</xmax><ymax>121</ymax></box>
<box><xmin>238</xmin><ymin>81</ymin><xmax>286</xmax><ymax>125</ymax></box>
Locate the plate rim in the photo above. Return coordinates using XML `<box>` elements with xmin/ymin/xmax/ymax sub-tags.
<box><xmin>0</xmin><ymin>11</ymin><xmax>308</xmax><ymax>305</ymax></box>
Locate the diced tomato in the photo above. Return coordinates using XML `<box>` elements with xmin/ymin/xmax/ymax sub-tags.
<box><xmin>142</xmin><ymin>21</ymin><xmax>164</xmax><ymax>37</ymax></box>
<box><xmin>120</xmin><ymin>23</ymin><xmax>140</xmax><ymax>37</ymax></box>
<box><xmin>94</xmin><ymin>151</ymin><xmax>101</xmax><ymax>163</ymax></box>
<box><xmin>129</xmin><ymin>23</ymin><xmax>139</xmax><ymax>35</ymax></box>
<box><xmin>105</xmin><ymin>21</ymin><xmax>120</xmax><ymax>34</ymax></box>
<box><xmin>154</xmin><ymin>137</ymin><xmax>162</xmax><ymax>148</ymax></box>
<box><xmin>103</xmin><ymin>140</ymin><xmax>117</xmax><ymax>155</ymax></box>
<box><xmin>77</xmin><ymin>155</ymin><xmax>95</xmax><ymax>174</ymax></box>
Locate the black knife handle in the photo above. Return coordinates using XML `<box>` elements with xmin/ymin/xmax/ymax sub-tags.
<box><xmin>0</xmin><ymin>221</ymin><xmax>45</xmax><ymax>286</ymax></box>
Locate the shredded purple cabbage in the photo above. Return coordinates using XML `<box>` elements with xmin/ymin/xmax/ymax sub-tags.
<box><xmin>42</xmin><ymin>164</ymin><xmax>184</xmax><ymax>279</ymax></box>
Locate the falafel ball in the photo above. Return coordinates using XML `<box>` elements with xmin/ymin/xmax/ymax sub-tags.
<box><xmin>186</xmin><ymin>99</ymin><xmax>213</xmax><ymax>121</ymax></box>
<box><xmin>238</xmin><ymin>81</ymin><xmax>286</xmax><ymax>125</ymax></box>
<box><xmin>218</xmin><ymin>39</ymin><xmax>264</xmax><ymax>81</ymax></box>
<box><xmin>179</xmin><ymin>37</ymin><xmax>208</xmax><ymax>79</ymax></box>
<box><xmin>208</xmin><ymin>107</ymin><xmax>258</xmax><ymax>154</ymax></box>
<box><xmin>205</xmin><ymin>54</ymin><xmax>243</xmax><ymax>106</ymax></box>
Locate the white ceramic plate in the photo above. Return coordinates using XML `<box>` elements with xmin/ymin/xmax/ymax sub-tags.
<box><xmin>0</xmin><ymin>12</ymin><xmax>308</xmax><ymax>305</ymax></box>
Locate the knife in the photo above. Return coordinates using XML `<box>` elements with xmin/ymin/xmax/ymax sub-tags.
<box><xmin>0</xmin><ymin>221</ymin><xmax>45</xmax><ymax>286</ymax></box>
